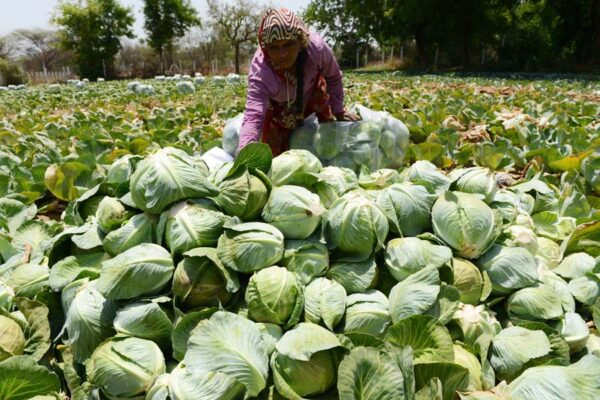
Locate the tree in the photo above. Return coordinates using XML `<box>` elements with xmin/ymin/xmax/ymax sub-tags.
<box><xmin>0</xmin><ymin>35</ymin><xmax>17</xmax><ymax>59</ymax></box>
<box><xmin>178</xmin><ymin>27</ymin><xmax>204</xmax><ymax>72</ymax></box>
<box><xmin>304</xmin><ymin>0</ymin><xmax>373</xmax><ymax>68</ymax></box>
<box><xmin>53</xmin><ymin>0</ymin><xmax>135</xmax><ymax>79</ymax></box>
<box><xmin>143</xmin><ymin>0</ymin><xmax>199</xmax><ymax>73</ymax></box>
<box><xmin>117</xmin><ymin>40</ymin><xmax>160</xmax><ymax>78</ymax></box>
<box><xmin>206</xmin><ymin>0</ymin><xmax>263</xmax><ymax>74</ymax></box>
<box><xmin>13</xmin><ymin>29</ymin><xmax>64</xmax><ymax>73</ymax></box>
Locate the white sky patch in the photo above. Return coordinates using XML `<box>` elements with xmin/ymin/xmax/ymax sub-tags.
<box><xmin>0</xmin><ymin>0</ymin><xmax>311</xmax><ymax>38</ymax></box>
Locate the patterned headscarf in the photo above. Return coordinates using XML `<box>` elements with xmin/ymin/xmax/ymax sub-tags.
<box><xmin>258</xmin><ymin>8</ymin><xmax>310</xmax><ymax>83</ymax></box>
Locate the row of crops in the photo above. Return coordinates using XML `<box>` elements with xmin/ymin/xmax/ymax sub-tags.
<box><xmin>0</xmin><ymin>74</ymin><xmax>599</xmax><ymax>400</ymax></box>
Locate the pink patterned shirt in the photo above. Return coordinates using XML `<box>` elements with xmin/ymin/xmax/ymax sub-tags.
<box><xmin>237</xmin><ymin>33</ymin><xmax>345</xmax><ymax>151</ymax></box>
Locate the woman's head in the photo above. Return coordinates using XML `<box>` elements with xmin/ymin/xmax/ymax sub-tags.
<box><xmin>259</xmin><ymin>8</ymin><xmax>309</xmax><ymax>70</ymax></box>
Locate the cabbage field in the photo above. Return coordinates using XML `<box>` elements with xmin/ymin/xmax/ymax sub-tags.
<box><xmin>0</xmin><ymin>73</ymin><xmax>599</xmax><ymax>400</ymax></box>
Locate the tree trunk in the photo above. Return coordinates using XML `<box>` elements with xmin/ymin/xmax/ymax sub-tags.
<box><xmin>592</xmin><ymin>0</ymin><xmax>600</xmax><ymax>64</ymax></box>
<box><xmin>461</xmin><ymin>1</ymin><xmax>472</xmax><ymax>68</ymax></box>
<box><xmin>166</xmin><ymin>44</ymin><xmax>174</xmax><ymax>73</ymax></box>
<box><xmin>415</xmin><ymin>26</ymin><xmax>428</xmax><ymax>68</ymax></box>
<box><xmin>234</xmin><ymin>42</ymin><xmax>240</xmax><ymax>74</ymax></box>
<box><xmin>159</xmin><ymin>48</ymin><xmax>164</xmax><ymax>74</ymax></box>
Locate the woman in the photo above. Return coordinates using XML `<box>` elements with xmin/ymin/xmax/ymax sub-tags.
<box><xmin>236</xmin><ymin>7</ymin><xmax>359</xmax><ymax>156</ymax></box>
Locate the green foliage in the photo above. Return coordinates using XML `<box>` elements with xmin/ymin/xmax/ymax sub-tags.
<box><xmin>53</xmin><ymin>0</ymin><xmax>135</xmax><ymax>79</ymax></box>
<box><xmin>0</xmin><ymin>58</ymin><xmax>27</xmax><ymax>85</ymax></box>
<box><xmin>0</xmin><ymin>73</ymin><xmax>599</xmax><ymax>400</ymax></box>
<box><xmin>305</xmin><ymin>0</ymin><xmax>600</xmax><ymax>71</ymax></box>
<box><xmin>143</xmin><ymin>0</ymin><xmax>199</xmax><ymax>71</ymax></box>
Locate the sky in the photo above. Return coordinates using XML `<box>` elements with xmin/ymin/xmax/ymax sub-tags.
<box><xmin>0</xmin><ymin>0</ymin><xmax>312</xmax><ymax>38</ymax></box>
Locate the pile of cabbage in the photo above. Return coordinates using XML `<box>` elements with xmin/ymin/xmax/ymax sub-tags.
<box><xmin>1</xmin><ymin>143</ymin><xmax>600</xmax><ymax>400</ymax></box>
<box><xmin>222</xmin><ymin>104</ymin><xmax>410</xmax><ymax>172</ymax></box>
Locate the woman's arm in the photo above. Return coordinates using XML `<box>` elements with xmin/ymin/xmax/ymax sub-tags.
<box><xmin>237</xmin><ymin>61</ymin><xmax>272</xmax><ymax>153</ymax></box>
<box><xmin>317</xmin><ymin>37</ymin><xmax>345</xmax><ymax>116</ymax></box>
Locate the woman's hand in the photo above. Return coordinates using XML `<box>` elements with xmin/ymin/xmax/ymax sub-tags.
<box><xmin>334</xmin><ymin>111</ymin><xmax>361</xmax><ymax>121</ymax></box>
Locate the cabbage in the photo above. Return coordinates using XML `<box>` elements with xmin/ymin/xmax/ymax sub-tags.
<box><xmin>432</xmin><ymin>191</ymin><xmax>499</xmax><ymax>259</ymax></box>
<box><xmin>281</xmin><ymin>238</ymin><xmax>329</xmax><ymax>285</ymax></box>
<box><xmin>376</xmin><ymin>182</ymin><xmax>437</xmax><ymax>236</ymax></box>
<box><xmin>163</xmin><ymin>201</ymin><xmax>230</xmax><ymax>256</ymax></box>
<box><xmin>209</xmin><ymin>162</ymin><xmax>270</xmax><ymax>220</ymax></box>
<box><xmin>87</xmin><ymin>336</ymin><xmax>166</xmax><ymax>399</ymax></box>
<box><xmin>246</xmin><ymin>266</ymin><xmax>303</xmax><ymax>326</ymax></box>
<box><xmin>400</xmin><ymin>160</ymin><xmax>451</xmax><ymax>193</ymax></box>
<box><xmin>449</xmin><ymin>167</ymin><xmax>497</xmax><ymax>203</ymax></box>
<box><xmin>217</xmin><ymin>222</ymin><xmax>284</xmax><ymax>273</ymax></box>
<box><xmin>477</xmin><ymin>245</ymin><xmax>539</xmax><ymax>295</ymax></box>
<box><xmin>269</xmin><ymin>150</ymin><xmax>322</xmax><ymax>187</ymax></box>
<box><xmin>173</xmin><ymin>247</ymin><xmax>240</xmax><ymax>311</ymax></box>
<box><xmin>261</xmin><ymin>185</ymin><xmax>325</xmax><ymax>239</ymax></box>
<box><xmin>323</xmin><ymin>190</ymin><xmax>389</xmax><ymax>261</ymax></box>
<box><xmin>129</xmin><ymin>147</ymin><xmax>218</xmax><ymax>214</ymax></box>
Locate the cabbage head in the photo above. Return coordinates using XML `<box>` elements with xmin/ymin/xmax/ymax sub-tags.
<box><xmin>246</xmin><ymin>266</ymin><xmax>303</xmax><ymax>327</ymax></box>
<box><xmin>489</xmin><ymin>326</ymin><xmax>551</xmax><ymax>381</ymax></box>
<box><xmin>184</xmin><ymin>311</ymin><xmax>270</xmax><ymax>397</ymax></box>
<box><xmin>0</xmin><ymin>315</ymin><xmax>25</xmax><ymax>361</ymax></box>
<box><xmin>343</xmin><ymin>290</ymin><xmax>390</xmax><ymax>337</ymax></box>
<box><xmin>281</xmin><ymin>238</ymin><xmax>329</xmax><ymax>285</ymax></box>
<box><xmin>508</xmin><ymin>354</ymin><xmax>600</xmax><ymax>400</ymax></box>
<box><xmin>453</xmin><ymin>258</ymin><xmax>486</xmax><ymax>305</ymax></box>
<box><xmin>163</xmin><ymin>201</ymin><xmax>230</xmax><ymax>256</ymax></box>
<box><xmin>261</xmin><ymin>185</ymin><xmax>325</xmax><ymax>239</ymax></box>
<box><xmin>270</xmin><ymin>323</ymin><xmax>345</xmax><ymax>399</ymax></box>
<box><xmin>323</xmin><ymin>190</ymin><xmax>389</xmax><ymax>261</ymax></box>
<box><xmin>269</xmin><ymin>150</ymin><xmax>322</xmax><ymax>187</ymax></box>
<box><xmin>95</xmin><ymin>196</ymin><xmax>134</xmax><ymax>233</ymax></box>
<box><xmin>476</xmin><ymin>245</ymin><xmax>539</xmax><ymax>295</ymax></box>
<box><xmin>432</xmin><ymin>191</ymin><xmax>499</xmax><ymax>259</ymax></box>
<box><xmin>502</xmin><ymin>225</ymin><xmax>539</xmax><ymax>255</ymax></box>
<box><xmin>536</xmin><ymin>237</ymin><xmax>562</xmax><ymax>269</ymax></box>
<box><xmin>176</xmin><ymin>81</ymin><xmax>195</xmax><ymax>94</ymax></box>
<box><xmin>97</xmin><ymin>243</ymin><xmax>174</xmax><ymax>300</ymax></box>
<box><xmin>507</xmin><ymin>283</ymin><xmax>565</xmax><ymax>321</ymax></box>
<box><xmin>209</xmin><ymin>162</ymin><xmax>269</xmax><ymax>220</ymax></box>
<box><xmin>449</xmin><ymin>167</ymin><xmax>497</xmax><ymax>203</ymax></box>
<box><xmin>146</xmin><ymin>363</ymin><xmax>246</xmax><ymax>400</ymax></box>
<box><xmin>113</xmin><ymin>297</ymin><xmax>174</xmax><ymax>349</ymax></box>
<box><xmin>554</xmin><ymin>252</ymin><xmax>596</xmax><ymax>279</ymax></box>
<box><xmin>304</xmin><ymin>277</ymin><xmax>346</xmax><ymax>330</ymax></box>
<box><xmin>384</xmin><ymin>237</ymin><xmax>452</xmax><ymax>282</ymax></box>
<box><xmin>349</xmin><ymin>120</ymin><xmax>381</xmax><ymax>145</ymax></box>
<box><xmin>129</xmin><ymin>147</ymin><xmax>218</xmax><ymax>213</ymax></box>
<box><xmin>358</xmin><ymin>168</ymin><xmax>400</xmax><ymax>190</ymax></box>
<box><xmin>376</xmin><ymin>182</ymin><xmax>437</xmax><ymax>236</ymax></box>
<box><xmin>314</xmin><ymin>122</ymin><xmax>346</xmax><ymax>160</ymax></box>
<box><xmin>399</xmin><ymin>160</ymin><xmax>451</xmax><ymax>193</ymax></box>
<box><xmin>313</xmin><ymin>166</ymin><xmax>358</xmax><ymax>208</ymax></box>
<box><xmin>87</xmin><ymin>336</ymin><xmax>165</xmax><ymax>399</ymax></box>
<box><xmin>173</xmin><ymin>247</ymin><xmax>240</xmax><ymax>311</ymax></box>
<box><xmin>582</xmin><ymin>150</ymin><xmax>600</xmax><ymax>195</ymax></box>
<box><xmin>103</xmin><ymin>213</ymin><xmax>157</xmax><ymax>256</ymax></box>
<box><xmin>105</xmin><ymin>155</ymin><xmax>140</xmax><ymax>194</ymax></box>
<box><xmin>63</xmin><ymin>279</ymin><xmax>116</xmax><ymax>363</ymax></box>
<box><xmin>554</xmin><ymin>312</ymin><xmax>589</xmax><ymax>353</ymax></box>
<box><xmin>217</xmin><ymin>222</ymin><xmax>284</xmax><ymax>273</ymax></box>
<box><xmin>327</xmin><ymin>258</ymin><xmax>378</xmax><ymax>294</ymax></box>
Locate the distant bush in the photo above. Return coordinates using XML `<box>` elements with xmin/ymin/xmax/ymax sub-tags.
<box><xmin>0</xmin><ymin>58</ymin><xmax>27</xmax><ymax>85</ymax></box>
